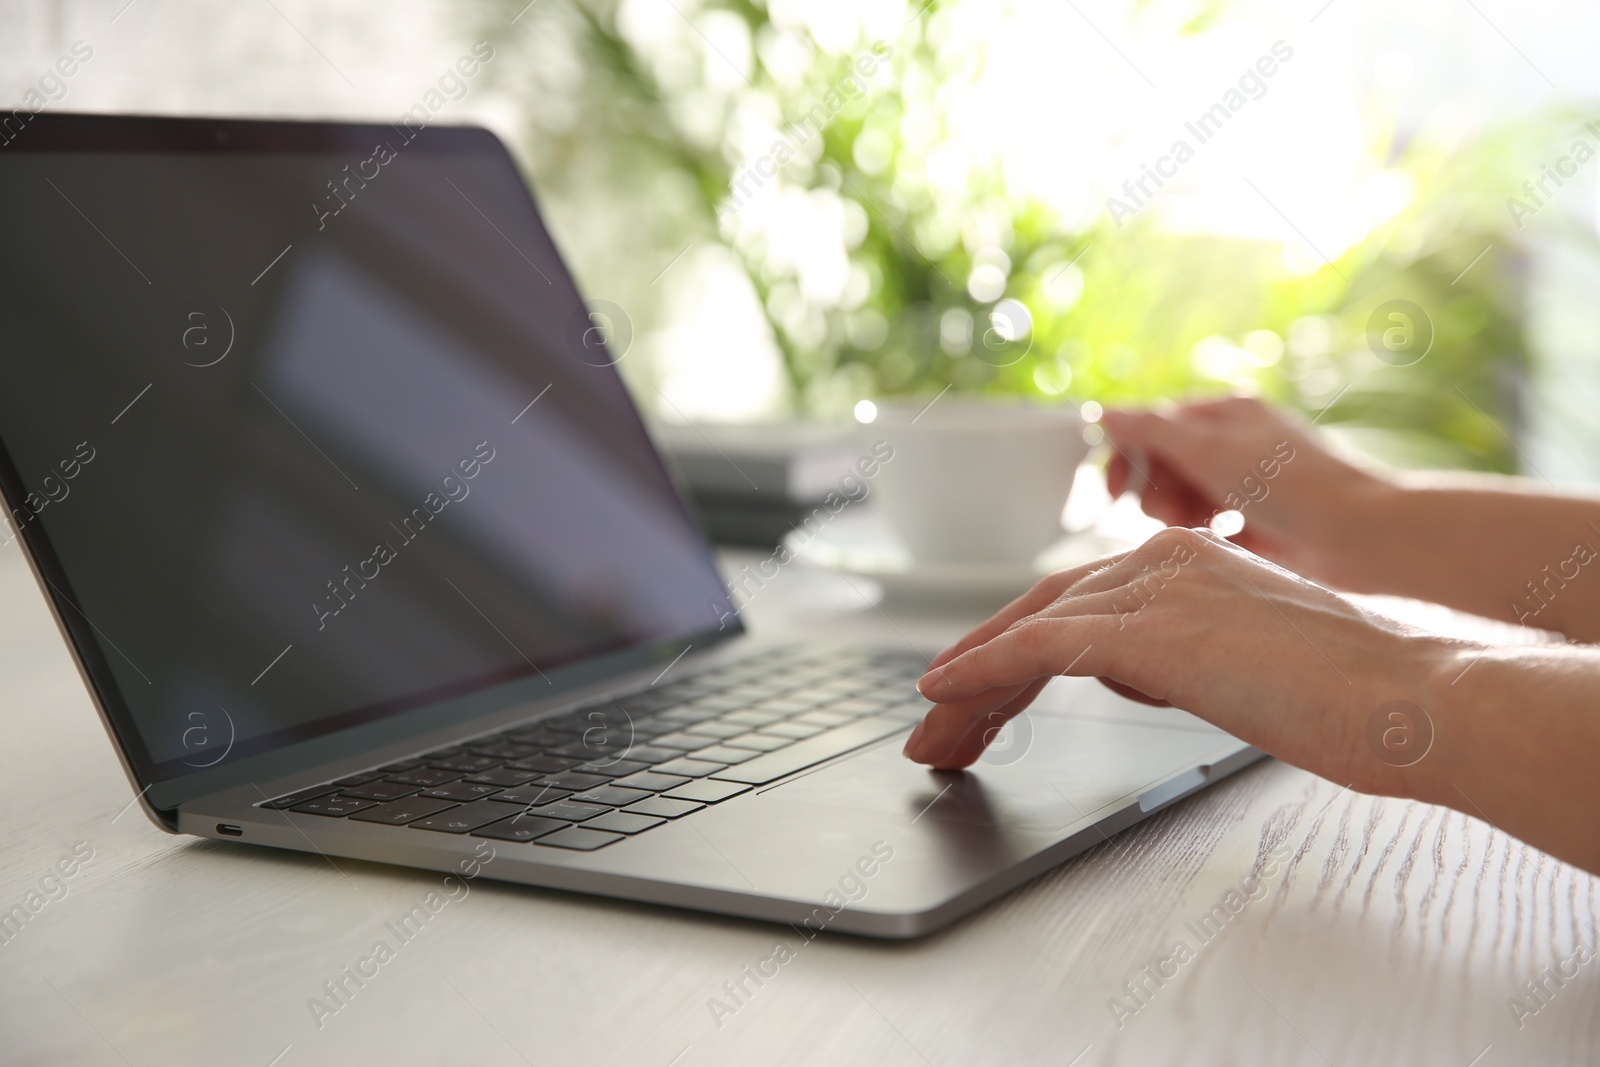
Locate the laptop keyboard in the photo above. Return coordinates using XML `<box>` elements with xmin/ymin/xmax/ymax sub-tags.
<box><xmin>258</xmin><ymin>646</ymin><xmax>931</xmax><ymax>852</ymax></box>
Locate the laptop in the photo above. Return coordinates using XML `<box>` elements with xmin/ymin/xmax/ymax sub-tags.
<box><xmin>0</xmin><ymin>113</ymin><xmax>1261</xmax><ymax>938</ymax></box>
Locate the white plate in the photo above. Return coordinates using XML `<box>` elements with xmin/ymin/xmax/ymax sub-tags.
<box><xmin>784</xmin><ymin>507</ymin><xmax>1131</xmax><ymax>604</ymax></box>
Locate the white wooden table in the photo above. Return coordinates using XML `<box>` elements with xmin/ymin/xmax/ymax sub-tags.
<box><xmin>1</xmin><ymin>532</ymin><xmax>1596</xmax><ymax>1067</ymax></box>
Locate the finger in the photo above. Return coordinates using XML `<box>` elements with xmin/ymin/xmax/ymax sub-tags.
<box><xmin>1105</xmin><ymin>442</ymin><xmax>1219</xmax><ymax>529</ymax></box>
<box><xmin>1103</xmin><ymin>410</ymin><xmax>1210</xmax><ymax>516</ymax></box>
<box><xmin>1039</xmin><ymin>552</ymin><xmax>1138</xmax><ymax>599</ymax></box>
<box><xmin>914</xmin><ymin>678</ymin><xmax>1050</xmax><ymax>770</ymax></box>
<box><xmin>1105</xmin><ymin>449</ymin><xmax>1129</xmax><ymax>498</ymax></box>
<box><xmin>1100</xmin><ymin>407</ymin><xmax>1197</xmax><ymax>460</ymax></box>
<box><xmin>1061</xmin><ymin>528</ymin><xmax>1230</xmax><ymax>603</ymax></box>
<box><xmin>1105</xmin><ymin>440</ymin><xmax>1151</xmax><ymax>496</ymax></box>
<box><xmin>918</xmin><ymin>613</ymin><xmax>1117</xmax><ymax>703</ymax></box>
<box><xmin>1176</xmin><ymin>394</ymin><xmax>1262</xmax><ymax>421</ymax></box>
<box><xmin>902</xmin><ymin>680</ymin><xmax>1031</xmax><ymax>763</ymax></box>
<box><xmin>926</xmin><ymin>580</ymin><xmax>1068</xmax><ymax>671</ymax></box>
<box><xmin>927</xmin><ymin>555</ymin><xmax>1122</xmax><ymax>669</ymax></box>
<box><xmin>1103</xmin><ymin>410</ymin><xmax>1230</xmax><ymax>518</ymax></box>
<box><xmin>927</xmin><ymin>677</ymin><xmax>1033</xmax><ymax>715</ymax></box>
<box><xmin>1137</xmin><ymin>467</ymin><xmax>1215</xmax><ymax>528</ymax></box>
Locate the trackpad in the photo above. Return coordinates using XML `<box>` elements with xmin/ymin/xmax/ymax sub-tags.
<box><xmin>773</xmin><ymin>715</ymin><xmax>1242</xmax><ymax>832</ymax></box>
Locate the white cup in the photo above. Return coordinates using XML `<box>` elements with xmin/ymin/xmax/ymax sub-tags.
<box><xmin>863</xmin><ymin>398</ymin><xmax>1091</xmax><ymax>565</ymax></box>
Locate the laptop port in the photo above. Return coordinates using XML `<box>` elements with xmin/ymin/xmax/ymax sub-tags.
<box><xmin>216</xmin><ymin>823</ymin><xmax>244</xmax><ymax>837</ymax></box>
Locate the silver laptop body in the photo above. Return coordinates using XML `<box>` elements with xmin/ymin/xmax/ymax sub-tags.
<box><xmin>0</xmin><ymin>113</ymin><xmax>1258</xmax><ymax>938</ymax></box>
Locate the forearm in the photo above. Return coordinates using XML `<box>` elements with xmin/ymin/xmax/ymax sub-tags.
<box><xmin>1408</xmin><ymin>643</ymin><xmax>1600</xmax><ymax>874</ymax></box>
<box><xmin>1329</xmin><ymin>476</ymin><xmax>1600</xmax><ymax>641</ymax></box>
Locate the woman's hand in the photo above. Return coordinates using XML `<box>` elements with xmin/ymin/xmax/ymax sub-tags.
<box><xmin>903</xmin><ymin>527</ymin><xmax>1458</xmax><ymax>798</ymax></box>
<box><xmin>1101</xmin><ymin>394</ymin><xmax>1600</xmax><ymax>641</ymax></box>
<box><xmin>1101</xmin><ymin>396</ymin><xmax>1392</xmax><ymax>590</ymax></box>
<box><xmin>904</xmin><ymin>394</ymin><xmax>1600</xmax><ymax>875</ymax></box>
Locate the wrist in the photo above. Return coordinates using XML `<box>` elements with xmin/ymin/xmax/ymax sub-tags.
<box><xmin>1342</xmin><ymin>631</ymin><xmax>1472</xmax><ymax>804</ymax></box>
<box><xmin>1313</xmin><ymin>472</ymin><xmax>1410</xmax><ymax>593</ymax></box>
<box><xmin>1396</xmin><ymin>637</ymin><xmax>1484</xmax><ymax>808</ymax></box>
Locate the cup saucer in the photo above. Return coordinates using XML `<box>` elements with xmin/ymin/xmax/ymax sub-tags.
<box><xmin>783</xmin><ymin>507</ymin><xmax>1131</xmax><ymax>604</ymax></box>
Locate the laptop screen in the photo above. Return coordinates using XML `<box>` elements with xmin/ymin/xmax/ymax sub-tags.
<box><xmin>0</xmin><ymin>115</ymin><xmax>737</xmax><ymax>785</ymax></box>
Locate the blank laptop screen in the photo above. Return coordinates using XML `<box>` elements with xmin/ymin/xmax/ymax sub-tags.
<box><xmin>0</xmin><ymin>115</ymin><xmax>736</xmax><ymax>782</ymax></box>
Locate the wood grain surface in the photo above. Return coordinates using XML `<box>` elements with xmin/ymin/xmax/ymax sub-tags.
<box><xmin>1</xmin><ymin>538</ymin><xmax>1596</xmax><ymax>1067</ymax></box>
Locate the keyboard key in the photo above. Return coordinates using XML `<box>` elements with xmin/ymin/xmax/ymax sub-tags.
<box><xmin>760</xmin><ymin>722</ymin><xmax>825</xmax><ymax>740</ymax></box>
<box><xmin>536</xmin><ymin>827</ymin><xmax>624</xmax><ymax>851</ymax></box>
<box><xmin>537</xmin><ymin>771</ymin><xmax>612</xmax><ymax>791</ymax></box>
<box><xmin>712</xmin><ymin>716</ymin><xmax>910</xmax><ymax>785</ymax></box>
<box><xmin>573</xmin><ymin>703</ymin><xmax>633</xmax><ymax>725</ymax></box>
<box><xmin>754</xmin><ymin>698</ymin><xmax>813</xmax><ymax>714</ymax></box>
<box><xmin>472</xmin><ymin>814</ymin><xmax>567</xmax><ymax>842</ymax></box>
<box><xmin>620</xmin><ymin>691</ymin><xmax>683</xmax><ymax>713</ymax></box>
<box><xmin>571</xmin><ymin>721</ymin><xmax>634</xmax><ymax>741</ymax></box>
<box><xmin>563</xmin><ymin>721</ymin><xmax>634</xmax><ymax>743</ymax></box>
<box><xmin>657</xmin><ymin>707</ymin><xmax>721</xmax><ymax>725</ymax></box>
<box><xmin>332</xmin><ymin>772</ymin><xmax>385</xmax><ymax>787</ymax></box>
<box><xmin>342</xmin><ymin>781</ymin><xmax>422</xmax><ymax>801</ymax></box>
<box><xmin>736</xmin><ymin>685</ymin><xmax>791</xmax><ymax>700</ymax></box>
<box><xmin>623</xmin><ymin>797</ymin><xmax>704</xmax><ymax>819</ymax></box>
<box><xmin>551</xmin><ymin>738</ymin><xmax>631</xmax><ymax>758</ymax></box>
<box><xmin>793</xmin><ymin>710</ymin><xmax>854</xmax><ymax>728</ymax></box>
<box><xmin>538</xmin><ymin>714</ymin><xmax>588</xmax><ymax>734</ymax></box>
<box><xmin>810</xmin><ymin>694</ymin><xmax>867</xmax><ymax>710</ymax></box>
<box><xmin>652</xmin><ymin>757</ymin><xmax>727</xmax><ymax>778</ymax></box>
<box><xmin>611</xmin><ymin>771</ymin><xmax>692</xmax><ymax>792</ymax></box>
<box><xmin>504</xmin><ymin>728</ymin><xmax>567</xmax><ymax>748</ymax></box>
<box><xmin>526</xmin><ymin>800</ymin><xmax>612</xmax><ymax>822</ymax></box>
<box><xmin>612</xmin><ymin>745</ymin><xmax>685</xmax><ymax>764</ymax></box>
<box><xmin>348</xmin><ymin>797</ymin><xmax>457</xmax><ymax>825</ymax></box>
<box><xmin>663</xmin><ymin>779</ymin><xmax>752</xmax><ymax>804</ymax></box>
<box><xmin>505</xmin><ymin>755</ymin><xmax>576</xmax><ymax>774</ymax></box>
<box><xmin>421</xmin><ymin>782</ymin><xmax>504</xmax><ymax>803</ymax></box>
<box><xmin>261</xmin><ymin>784</ymin><xmax>340</xmax><ymax>809</ymax></box>
<box><xmin>463</xmin><ymin>767</ymin><xmax>539</xmax><ymax>787</ymax></box>
<box><xmin>386</xmin><ymin>767</ymin><xmax>463</xmax><ymax>787</ymax></box>
<box><xmin>692</xmin><ymin>695</ymin><xmax>750</xmax><ymax>711</ymax></box>
<box><xmin>466</xmin><ymin>741</ymin><xmax>541</xmax><ymax>760</ymax></box>
<box><xmin>567</xmin><ymin>786</ymin><xmax>654</xmax><ymax>807</ymax></box>
<box><xmin>582</xmin><ymin>811</ymin><xmax>665</xmax><ymax>835</ymax></box>
<box><xmin>290</xmin><ymin>796</ymin><xmax>377</xmax><ymax>817</ymax></box>
<box><xmin>810</xmin><ymin>681</ymin><xmax>864</xmax><ymax>696</ymax></box>
<box><xmin>430</xmin><ymin>755</ymin><xmax>501</xmax><ymax>773</ymax></box>
<box><xmin>687</xmin><ymin>745</ymin><xmax>760</xmax><ymax>765</ymax></box>
<box><xmin>729</xmin><ymin>694</ymin><xmax>784</xmax><ymax>710</ymax></box>
<box><xmin>650</xmin><ymin>731</ymin><xmax>718</xmax><ymax>751</ymax></box>
<box><xmin>821</xmin><ymin>706</ymin><xmax>876</xmax><ymax>721</ymax></box>
<box><xmin>575</xmin><ymin>759</ymin><xmax>651</xmax><ymax>778</ymax></box>
<box><xmin>720</xmin><ymin>709</ymin><xmax>784</xmax><ymax>727</ymax></box>
<box><xmin>722</xmin><ymin>732</ymin><xmax>790</xmax><ymax>752</ymax></box>
<box><xmin>489</xmin><ymin>785</ymin><xmax>574</xmax><ymax>807</ymax></box>
<box><xmin>684</xmin><ymin>721</ymin><xmax>746</xmax><ymax>739</ymax></box>
<box><xmin>409</xmin><ymin>801</ymin><xmax>520</xmax><ymax>834</ymax></box>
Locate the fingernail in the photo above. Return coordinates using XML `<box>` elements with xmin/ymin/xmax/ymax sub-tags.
<box><xmin>902</xmin><ymin>719</ymin><xmax>926</xmax><ymax>760</ymax></box>
<box><xmin>916</xmin><ymin>667</ymin><xmax>944</xmax><ymax>696</ymax></box>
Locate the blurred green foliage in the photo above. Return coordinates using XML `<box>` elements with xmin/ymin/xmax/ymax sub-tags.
<box><xmin>470</xmin><ymin>0</ymin><xmax>1596</xmax><ymax>473</ymax></box>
